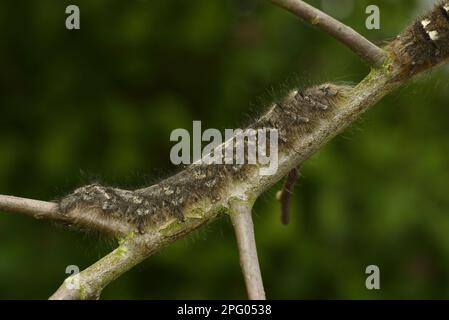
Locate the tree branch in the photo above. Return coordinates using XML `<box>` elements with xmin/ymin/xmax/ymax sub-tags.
<box><xmin>49</xmin><ymin>234</ymin><xmax>148</xmax><ymax>300</ymax></box>
<box><xmin>0</xmin><ymin>195</ymin><xmax>62</xmax><ymax>221</ymax></box>
<box><xmin>229</xmin><ymin>201</ymin><xmax>266</xmax><ymax>300</ymax></box>
<box><xmin>269</xmin><ymin>0</ymin><xmax>387</xmax><ymax>65</ymax></box>
<box><xmin>0</xmin><ymin>194</ymin><xmax>132</xmax><ymax>235</ymax></box>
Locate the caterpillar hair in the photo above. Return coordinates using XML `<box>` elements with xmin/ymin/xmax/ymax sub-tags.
<box><xmin>389</xmin><ymin>1</ymin><xmax>449</xmax><ymax>76</ymax></box>
<box><xmin>58</xmin><ymin>82</ymin><xmax>352</xmax><ymax>236</ymax></box>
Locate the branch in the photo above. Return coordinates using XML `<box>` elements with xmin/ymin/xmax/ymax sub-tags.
<box><xmin>277</xmin><ymin>168</ymin><xmax>299</xmax><ymax>225</ymax></box>
<box><xmin>47</xmin><ymin>212</ymin><xmax>215</xmax><ymax>299</ymax></box>
<box><xmin>49</xmin><ymin>235</ymin><xmax>148</xmax><ymax>300</ymax></box>
<box><xmin>0</xmin><ymin>195</ymin><xmax>62</xmax><ymax>221</ymax></box>
<box><xmin>229</xmin><ymin>201</ymin><xmax>266</xmax><ymax>300</ymax></box>
<box><xmin>269</xmin><ymin>0</ymin><xmax>387</xmax><ymax>65</ymax></box>
<box><xmin>0</xmin><ymin>194</ymin><xmax>131</xmax><ymax>235</ymax></box>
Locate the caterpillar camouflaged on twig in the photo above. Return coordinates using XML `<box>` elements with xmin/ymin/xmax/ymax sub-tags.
<box><xmin>389</xmin><ymin>1</ymin><xmax>449</xmax><ymax>76</ymax></box>
<box><xmin>58</xmin><ymin>1</ymin><xmax>449</xmax><ymax>237</ymax></box>
<box><xmin>57</xmin><ymin>83</ymin><xmax>352</xmax><ymax>236</ymax></box>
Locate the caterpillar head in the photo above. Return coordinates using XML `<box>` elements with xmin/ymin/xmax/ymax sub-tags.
<box><xmin>389</xmin><ymin>1</ymin><xmax>449</xmax><ymax>76</ymax></box>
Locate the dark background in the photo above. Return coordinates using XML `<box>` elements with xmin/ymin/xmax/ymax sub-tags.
<box><xmin>1</xmin><ymin>0</ymin><xmax>449</xmax><ymax>299</ymax></box>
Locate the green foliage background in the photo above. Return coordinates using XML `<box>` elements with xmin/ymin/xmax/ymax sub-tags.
<box><xmin>1</xmin><ymin>0</ymin><xmax>449</xmax><ymax>299</ymax></box>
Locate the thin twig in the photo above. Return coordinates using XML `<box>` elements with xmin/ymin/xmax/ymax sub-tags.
<box><xmin>229</xmin><ymin>201</ymin><xmax>266</xmax><ymax>300</ymax></box>
<box><xmin>269</xmin><ymin>0</ymin><xmax>387</xmax><ymax>65</ymax></box>
<box><xmin>278</xmin><ymin>168</ymin><xmax>299</xmax><ymax>225</ymax></box>
<box><xmin>0</xmin><ymin>195</ymin><xmax>62</xmax><ymax>221</ymax></box>
<box><xmin>0</xmin><ymin>194</ymin><xmax>131</xmax><ymax>235</ymax></box>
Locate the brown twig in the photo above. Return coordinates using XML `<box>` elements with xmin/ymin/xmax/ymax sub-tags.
<box><xmin>277</xmin><ymin>168</ymin><xmax>300</xmax><ymax>225</ymax></box>
<box><xmin>229</xmin><ymin>201</ymin><xmax>266</xmax><ymax>300</ymax></box>
<box><xmin>269</xmin><ymin>0</ymin><xmax>387</xmax><ymax>65</ymax></box>
<box><xmin>0</xmin><ymin>195</ymin><xmax>62</xmax><ymax>221</ymax></box>
<box><xmin>0</xmin><ymin>194</ymin><xmax>131</xmax><ymax>235</ymax></box>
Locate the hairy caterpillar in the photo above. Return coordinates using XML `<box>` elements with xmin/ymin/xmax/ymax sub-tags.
<box><xmin>58</xmin><ymin>82</ymin><xmax>352</xmax><ymax>236</ymax></box>
<box><xmin>390</xmin><ymin>1</ymin><xmax>449</xmax><ymax>76</ymax></box>
<box><xmin>56</xmin><ymin>2</ymin><xmax>449</xmax><ymax>236</ymax></box>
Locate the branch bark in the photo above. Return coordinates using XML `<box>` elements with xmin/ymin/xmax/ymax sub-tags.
<box><xmin>0</xmin><ymin>195</ymin><xmax>61</xmax><ymax>221</ymax></box>
<box><xmin>49</xmin><ymin>234</ymin><xmax>148</xmax><ymax>300</ymax></box>
<box><xmin>229</xmin><ymin>201</ymin><xmax>266</xmax><ymax>300</ymax></box>
<box><xmin>0</xmin><ymin>194</ymin><xmax>131</xmax><ymax>236</ymax></box>
<box><xmin>269</xmin><ymin>0</ymin><xmax>387</xmax><ymax>65</ymax></box>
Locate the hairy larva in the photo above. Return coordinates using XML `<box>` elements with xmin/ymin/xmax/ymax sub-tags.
<box><xmin>54</xmin><ymin>1</ymin><xmax>449</xmax><ymax>238</ymax></box>
<box><xmin>256</xmin><ymin>83</ymin><xmax>352</xmax><ymax>146</ymax></box>
<box><xmin>57</xmin><ymin>82</ymin><xmax>352</xmax><ymax>236</ymax></box>
<box><xmin>389</xmin><ymin>1</ymin><xmax>449</xmax><ymax>76</ymax></box>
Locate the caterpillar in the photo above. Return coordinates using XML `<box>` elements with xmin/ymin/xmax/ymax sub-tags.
<box><xmin>58</xmin><ymin>83</ymin><xmax>352</xmax><ymax>236</ymax></box>
<box><xmin>57</xmin><ymin>2</ymin><xmax>449</xmax><ymax>236</ymax></box>
<box><xmin>255</xmin><ymin>83</ymin><xmax>352</xmax><ymax>146</ymax></box>
<box><xmin>390</xmin><ymin>1</ymin><xmax>449</xmax><ymax>76</ymax></box>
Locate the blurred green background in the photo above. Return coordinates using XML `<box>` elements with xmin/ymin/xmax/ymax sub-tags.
<box><xmin>1</xmin><ymin>0</ymin><xmax>449</xmax><ymax>299</ymax></box>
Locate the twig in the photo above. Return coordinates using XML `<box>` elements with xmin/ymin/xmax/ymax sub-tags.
<box><xmin>268</xmin><ymin>0</ymin><xmax>387</xmax><ymax>65</ymax></box>
<box><xmin>277</xmin><ymin>168</ymin><xmax>299</xmax><ymax>225</ymax></box>
<box><xmin>229</xmin><ymin>201</ymin><xmax>266</xmax><ymax>300</ymax></box>
<box><xmin>0</xmin><ymin>195</ymin><xmax>62</xmax><ymax>221</ymax></box>
<box><xmin>0</xmin><ymin>194</ymin><xmax>131</xmax><ymax>235</ymax></box>
<box><xmin>49</xmin><ymin>235</ymin><xmax>147</xmax><ymax>300</ymax></box>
